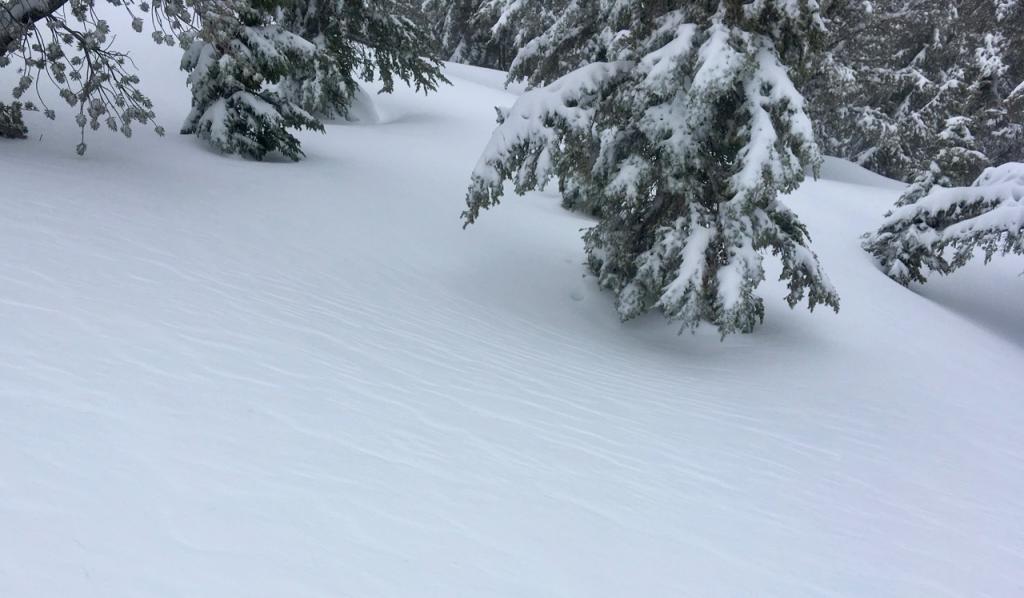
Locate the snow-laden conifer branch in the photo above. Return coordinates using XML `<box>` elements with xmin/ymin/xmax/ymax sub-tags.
<box><xmin>463</xmin><ymin>60</ymin><xmax>632</xmax><ymax>224</ymax></box>
<box><xmin>864</xmin><ymin>161</ymin><xmax>1024</xmax><ymax>285</ymax></box>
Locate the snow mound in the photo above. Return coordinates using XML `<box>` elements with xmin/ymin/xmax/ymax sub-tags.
<box><xmin>337</xmin><ymin>85</ymin><xmax>381</xmax><ymax>124</ymax></box>
<box><xmin>975</xmin><ymin>160</ymin><xmax>1024</xmax><ymax>189</ymax></box>
<box><xmin>443</xmin><ymin>61</ymin><xmax>528</xmax><ymax>94</ymax></box>
<box><xmin>818</xmin><ymin>156</ymin><xmax>907</xmax><ymax>190</ymax></box>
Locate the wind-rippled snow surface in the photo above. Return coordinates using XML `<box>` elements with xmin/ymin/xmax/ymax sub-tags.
<box><xmin>2</xmin><ymin>31</ymin><xmax>1024</xmax><ymax>598</ymax></box>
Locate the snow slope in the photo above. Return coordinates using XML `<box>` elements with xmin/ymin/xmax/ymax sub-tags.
<box><xmin>2</xmin><ymin>21</ymin><xmax>1024</xmax><ymax>598</ymax></box>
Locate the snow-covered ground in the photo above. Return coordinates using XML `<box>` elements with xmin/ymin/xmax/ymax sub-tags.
<box><xmin>2</xmin><ymin>24</ymin><xmax>1023</xmax><ymax>598</ymax></box>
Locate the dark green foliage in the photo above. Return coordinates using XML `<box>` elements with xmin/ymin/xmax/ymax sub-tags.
<box><xmin>179</xmin><ymin>0</ymin><xmax>445</xmax><ymax>158</ymax></box>
<box><xmin>863</xmin><ymin>161</ymin><xmax>1024</xmax><ymax>285</ymax></box>
<box><xmin>422</xmin><ymin>0</ymin><xmax>564</xmax><ymax>72</ymax></box>
<box><xmin>0</xmin><ymin>101</ymin><xmax>28</xmax><ymax>138</ymax></box>
<box><xmin>807</xmin><ymin>0</ymin><xmax>1024</xmax><ymax>186</ymax></box>
<box><xmin>846</xmin><ymin>1</ymin><xmax>1024</xmax><ymax>285</ymax></box>
<box><xmin>464</xmin><ymin>1</ymin><xmax>839</xmax><ymax>336</ymax></box>
<box><xmin>280</xmin><ymin>0</ymin><xmax>446</xmax><ymax>119</ymax></box>
<box><xmin>179</xmin><ymin>2</ymin><xmax>324</xmax><ymax>160</ymax></box>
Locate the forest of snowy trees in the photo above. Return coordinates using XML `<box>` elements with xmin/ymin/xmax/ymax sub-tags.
<box><xmin>1</xmin><ymin>0</ymin><xmax>1021</xmax><ymax>334</ymax></box>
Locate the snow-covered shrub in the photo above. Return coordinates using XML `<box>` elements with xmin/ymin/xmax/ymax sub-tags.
<box><xmin>463</xmin><ymin>1</ymin><xmax>840</xmax><ymax>336</ymax></box>
<box><xmin>181</xmin><ymin>0</ymin><xmax>445</xmax><ymax>158</ymax></box>
<box><xmin>863</xmin><ymin>161</ymin><xmax>1024</xmax><ymax>285</ymax></box>
<box><xmin>0</xmin><ymin>101</ymin><xmax>28</xmax><ymax>139</ymax></box>
<box><xmin>180</xmin><ymin>2</ymin><xmax>323</xmax><ymax>161</ymax></box>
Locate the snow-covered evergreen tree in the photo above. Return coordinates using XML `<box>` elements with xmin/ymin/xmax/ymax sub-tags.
<box><xmin>967</xmin><ymin>0</ymin><xmax>1024</xmax><ymax>172</ymax></box>
<box><xmin>863</xmin><ymin>161</ymin><xmax>1024</xmax><ymax>284</ymax></box>
<box><xmin>484</xmin><ymin>0</ymin><xmax>563</xmax><ymax>73</ymax></box>
<box><xmin>464</xmin><ymin>1</ymin><xmax>839</xmax><ymax>336</ymax></box>
<box><xmin>181</xmin><ymin>0</ymin><xmax>444</xmax><ymax>159</ymax></box>
<box><xmin>504</xmin><ymin>0</ymin><xmax>615</xmax><ymax>88</ymax></box>
<box><xmin>846</xmin><ymin>0</ymin><xmax>1024</xmax><ymax>286</ymax></box>
<box><xmin>180</xmin><ymin>0</ymin><xmax>323</xmax><ymax>160</ymax></box>
<box><xmin>0</xmin><ymin>101</ymin><xmax>27</xmax><ymax>138</ymax></box>
<box><xmin>280</xmin><ymin>0</ymin><xmax>444</xmax><ymax>119</ymax></box>
<box><xmin>421</xmin><ymin>0</ymin><xmax>561</xmax><ymax>70</ymax></box>
<box><xmin>808</xmin><ymin>0</ymin><xmax>1024</xmax><ymax>185</ymax></box>
<box><xmin>422</xmin><ymin>0</ymin><xmax>492</xmax><ymax>66</ymax></box>
<box><xmin>180</xmin><ymin>0</ymin><xmax>444</xmax><ymax>158</ymax></box>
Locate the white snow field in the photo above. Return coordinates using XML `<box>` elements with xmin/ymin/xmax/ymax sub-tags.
<box><xmin>2</xmin><ymin>25</ymin><xmax>1024</xmax><ymax>598</ymax></box>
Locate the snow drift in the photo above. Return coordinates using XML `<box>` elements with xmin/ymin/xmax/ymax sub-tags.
<box><xmin>1</xmin><ymin>19</ymin><xmax>1023</xmax><ymax>597</ymax></box>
